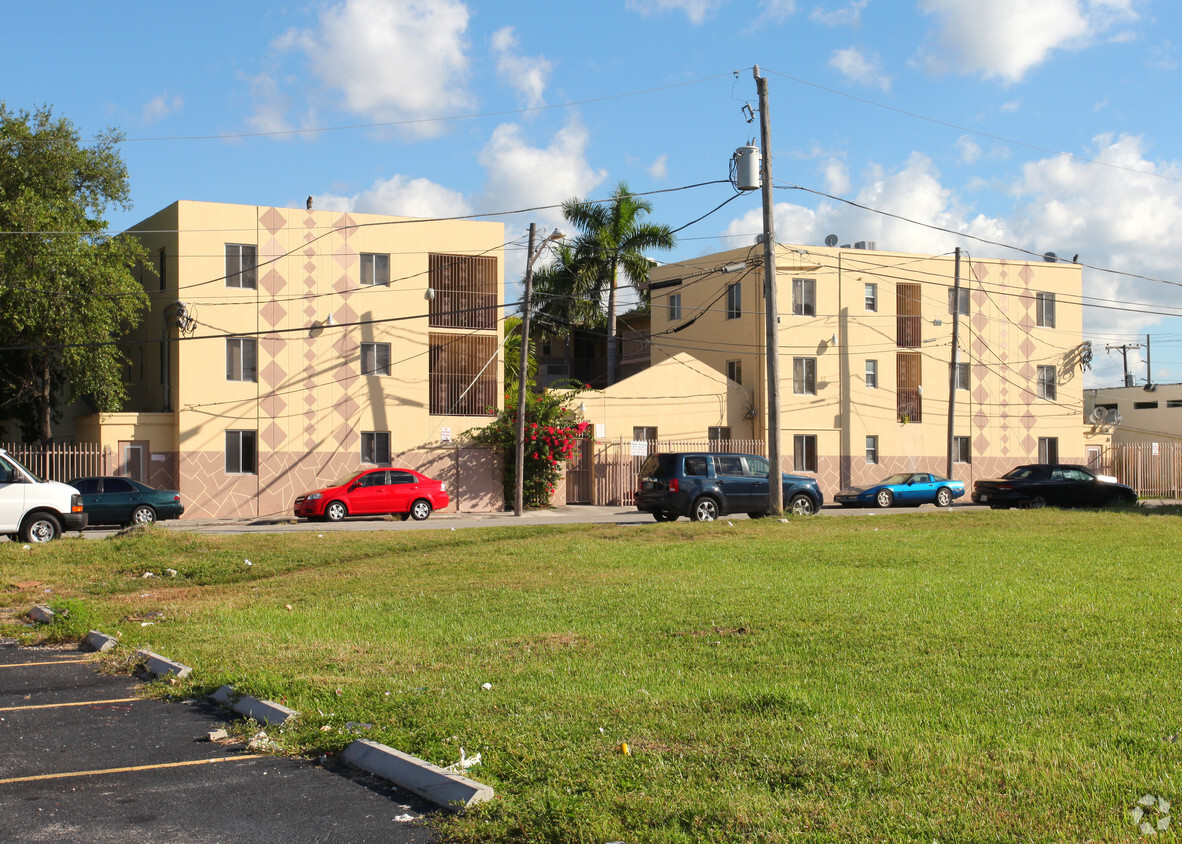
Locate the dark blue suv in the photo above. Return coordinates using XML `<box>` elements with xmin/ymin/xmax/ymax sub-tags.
<box><xmin>634</xmin><ymin>452</ymin><xmax>823</xmax><ymax>521</ymax></box>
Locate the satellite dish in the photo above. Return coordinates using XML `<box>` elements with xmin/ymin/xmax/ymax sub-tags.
<box><xmin>1111</xmin><ymin>412</ymin><xmax>1123</xmax><ymax>427</ymax></box>
<box><xmin>1043</xmin><ymin>252</ymin><xmax>1057</xmax><ymax>262</ymax></box>
<box><xmin>825</xmin><ymin>234</ymin><xmax>839</xmax><ymax>247</ymax></box>
<box><xmin>1089</xmin><ymin>407</ymin><xmax>1106</xmax><ymax>425</ymax></box>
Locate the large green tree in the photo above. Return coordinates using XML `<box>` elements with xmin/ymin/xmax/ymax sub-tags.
<box><xmin>0</xmin><ymin>105</ymin><xmax>148</xmax><ymax>442</ymax></box>
<box><xmin>538</xmin><ymin>182</ymin><xmax>675</xmax><ymax>386</ymax></box>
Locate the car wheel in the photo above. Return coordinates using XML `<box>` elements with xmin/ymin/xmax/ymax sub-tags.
<box><xmin>1026</xmin><ymin>496</ymin><xmax>1047</xmax><ymax>509</ymax></box>
<box><xmin>325</xmin><ymin>501</ymin><xmax>348</xmax><ymax>522</ymax></box>
<box><xmin>935</xmin><ymin>488</ymin><xmax>953</xmax><ymax>508</ymax></box>
<box><xmin>690</xmin><ymin>497</ymin><xmax>719</xmax><ymax>522</ymax></box>
<box><xmin>129</xmin><ymin>505</ymin><xmax>157</xmax><ymax>526</ymax></box>
<box><xmin>409</xmin><ymin>499</ymin><xmax>432</xmax><ymax>521</ymax></box>
<box><xmin>875</xmin><ymin>489</ymin><xmax>894</xmax><ymax>508</ymax></box>
<box><xmin>788</xmin><ymin>494</ymin><xmax>816</xmax><ymax>516</ymax></box>
<box><xmin>21</xmin><ymin>513</ymin><xmax>61</xmax><ymax>544</ymax></box>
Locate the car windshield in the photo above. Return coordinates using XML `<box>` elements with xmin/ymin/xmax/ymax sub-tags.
<box><xmin>880</xmin><ymin>473</ymin><xmax>912</xmax><ymax>484</ymax></box>
<box><xmin>0</xmin><ymin>452</ymin><xmax>42</xmax><ymax>482</ymax></box>
<box><xmin>328</xmin><ymin>472</ymin><xmax>366</xmax><ymax>488</ymax></box>
<box><xmin>1003</xmin><ymin>466</ymin><xmax>1040</xmax><ymax>479</ymax></box>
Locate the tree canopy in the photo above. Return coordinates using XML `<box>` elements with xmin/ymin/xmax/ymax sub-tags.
<box><xmin>0</xmin><ymin>104</ymin><xmax>148</xmax><ymax>442</ymax></box>
<box><xmin>531</xmin><ymin>182</ymin><xmax>674</xmax><ymax>386</ymax></box>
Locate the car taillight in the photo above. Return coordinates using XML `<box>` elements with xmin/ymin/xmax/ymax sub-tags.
<box><xmin>669</xmin><ymin>479</ymin><xmax>679</xmax><ymax>493</ymax></box>
<box><xmin>173</xmin><ymin>495</ymin><xmax>181</xmax><ymax>502</ymax></box>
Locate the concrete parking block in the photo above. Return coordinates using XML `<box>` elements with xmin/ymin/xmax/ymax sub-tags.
<box><xmin>136</xmin><ymin>649</ymin><xmax>193</xmax><ymax>679</ymax></box>
<box><xmin>83</xmin><ymin>630</ymin><xmax>118</xmax><ymax>652</ymax></box>
<box><xmin>29</xmin><ymin>605</ymin><xmax>55</xmax><ymax>624</ymax></box>
<box><xmin>342</xmin><ymin>738</ymin><xmax>494</xmax><ymax>812</ymax></box>
<box><xmin>209</xmin><ymin>684</ymin><xmax>298</xmax><ymax>725</ymax></box>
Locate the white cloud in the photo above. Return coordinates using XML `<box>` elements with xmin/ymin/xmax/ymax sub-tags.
<box><xmin>917</xmin><ymin>0</ymin><xmax>1141</xmax><ymax>83</ymax></box>
<box><xmin>756</xmin><ymin>0</ymin><xmax>798</xmax><ymax>24</ymax></box>
<box><xmin>1000</xmin><ymin>99</ymin><xmax>1022</xmax><ymax>112</ymax></box>
<box><xmin>278</xmin><ymin>0</ymin><xmax>474</xmax><ymax>138</ymax></box>
<box><xmin>648</xmin><ymin>154</ymin><xmax>669</xmax><ymax>180</ymax></box>
<box><xmin>490</xmin><ymin>26</ymin><xmax>552</xmax><ymax>109</ymax></box>
<box><xmin>828</xmin><ymin>47</ymin><xmax>891</xmax><ymax>91</ymax></box>
<box><xmin>625</xmin><ymin>0</ymin><xmax>725</xmax><ymax>24</ymax></box>
<box><xmin>821</xmin><ymin>158</ymin><xmax>850</xmax><ymax>195</ymax></box>
<box><xmin>810</xmin><ymin>0</ymin><xmax>869</xmax><ymax>26</ymax></box>
<box><xmin>315</xmin><ymin>176</ymin><xmax>473</xmax><ymax>219</ymax></box>
<box><xmin>142</xmin><ymin>94</ymin><xmax>182</xmax><ymax>125</ymax></box>
<box><xmin>244</xmin><ymin>72</ymin><xmax>295</xmax><ymax>135</ymax></box>
<box><xmin>956</xmin><ymin>135</ymin><xmax>982</xmax><ymax>164</ymax></box>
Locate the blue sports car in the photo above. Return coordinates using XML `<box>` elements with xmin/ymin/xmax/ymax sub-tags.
<box><xmin>833</xmin><ymin>472</ymin><xmax>966</xmax><ymax>509</ymax></box>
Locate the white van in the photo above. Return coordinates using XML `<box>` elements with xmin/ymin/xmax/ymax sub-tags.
<box><xmin>0</xmin><ymin>448</ymin><xmax>88</xmax><ymax>543</ymax></box>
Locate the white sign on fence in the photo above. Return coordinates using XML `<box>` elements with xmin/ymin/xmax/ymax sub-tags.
<box><xmin>630</xmin><ymin>440</ymin><xmax>648</xmax><ymax>457</ymax></box>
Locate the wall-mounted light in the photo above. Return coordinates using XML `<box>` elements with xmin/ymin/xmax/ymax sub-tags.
<box><xmin>325</xmin><ymin>313</ymin><xmax>336</xmax><ymax>326</ymax></box>
<box><xmin>424</xmin><ymin>288</ymin><xmax>436</xmax><ymax>300</ymax></box>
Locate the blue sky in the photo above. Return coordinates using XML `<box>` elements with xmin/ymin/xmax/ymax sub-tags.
<box><xmin>5</xmin><ymin>0</ymin><xmax>1181</xmax><ymax>388</ymax></box>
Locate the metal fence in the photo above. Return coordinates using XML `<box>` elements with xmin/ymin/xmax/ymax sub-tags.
<box><xmin>0</xmin><ymin>442</ymin><xmax>106</xmax><ymax>483</ymax></box>
<box><xmin>566</xmin><ymin>438</ymin><xmax>766</xmax><ymax>506</ymax></box>
<box><xmin>1103</xmin><ymin>443</ymin><xmax>1182</xmax><ymax>499</ymax></box>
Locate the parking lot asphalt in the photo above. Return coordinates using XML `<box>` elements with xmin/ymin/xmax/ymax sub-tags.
<box><xmin>0</xmin><ymin>641</ymin><xmax>437</xmax><ymax>843</ymax></box>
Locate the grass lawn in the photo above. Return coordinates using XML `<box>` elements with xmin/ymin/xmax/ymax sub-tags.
<box><xmin>3</xmin><ymin>508</ymin><xmax>1181</xmax><ymax>842</ymax></box>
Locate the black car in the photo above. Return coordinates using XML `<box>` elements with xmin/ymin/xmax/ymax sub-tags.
<box><xmin>971</xmin><ymin>464</ymin><xmax>1136</xmax><ymax>509</ymax></box>
<box><xmin>634</xmin><ymin>452</ymin><xmax>823</xmax><ymax>521</ymax></box>
<box><xmin>69</xmin><ymin>477</ymin><xmax>185</xmax><ymax>526</ymax></box>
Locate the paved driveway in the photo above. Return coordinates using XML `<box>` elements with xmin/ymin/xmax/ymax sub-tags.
<box><xmin>0</xmin><ymin>642</ymin><xmax>436</xmax><ymax>843</ymax></box>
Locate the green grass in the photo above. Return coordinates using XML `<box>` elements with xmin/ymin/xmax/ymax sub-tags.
<box><xmin>3</xmin><ymin>509</ymin><xmax>1181</xmax><ymax>842</ymax></box>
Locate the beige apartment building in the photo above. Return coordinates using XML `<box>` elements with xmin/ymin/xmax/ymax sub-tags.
<box><xmin>79</xmin><ymin>200</ymin><xmax>505</xmax><ymax>518</ymax></box>
<box><xmin>588</xmin><ymin>242</ymin><xmax>1086</xmax><ymax>496</ymax></box>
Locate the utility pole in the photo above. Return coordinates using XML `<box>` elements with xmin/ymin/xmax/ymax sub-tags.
<box><xmin>1106</xmin><ymin>342</ymin><xmax>1141</xmax><ymax>387</ymax></box>
<box><xmin>754</xmin><ymin>65</ymin><xmax>783</xmax><ymax>515</ymax></box>
<box><xmin>945</xmin><ymin>247</ymin><xmax>961</xmax><ymax>478</ymax></box>
<box><xmin>514</xmin><ymin>223</ymin><xmax>537</xmax><ymax>517</ymax></box>
<box><xmin>1146</xmin><ymin>333</ymin><xmax>1152</xmax><ymax>387</ymax></box>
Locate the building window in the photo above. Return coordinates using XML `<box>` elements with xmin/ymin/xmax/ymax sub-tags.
<box><xmin>361</xmin><ymin>342</ymin><xmax>391</xmax><ymax>376</ymax></box>
<box><xmin>668</xmin><ymin>293</ymin><xmax>682</xmax><ymax>321</ymax></box>
<box><xmin>1036</xmin><ymin>292</ymin><xmax>1056</xmax><ymax>328</ymax></box>
<box><xmin>429</xmin><ymin>333</ymin><xmax>498</xmax><ymax>416</ymax></box>
<box><xmin>725</xmin><ymin>282</ymin><xmax>741</xmax><ymax>319</ymax></box>
<box><xmin>361</xmin><ymin>432</ymin><xmax>391</xmax><ymax>465</ymax></box>
<box><xmin>865</xmin><ymin>435</ymin><xmax>878</xmax><ymax>464</ymax></box>
<box><xmin>226</xmin><ymin>338</ymin><xmax>258</xmax><ymax>382</ymax></box>
<box><xmin>225</xmin><ymin>244</ymin><xmax>257</xmax><ymax>289</ymax></box>
<box><xmin>158</xmin><ymin>248</ymin><xmax>166</xmax><ymax>292</ymax></box>
<box><xmin>954</xmin><ymin>362</ymin><xmax>969</xmax><ymax>391</ymax></box>
<box><xmin>865</xmin><ymin>283</ymin><xmax>877</xmax><ymax>312</ymax></box>
<box><xmin>1037</xmin><ymin>365</ymin><xmax>1057</xmax><ymax>400</ymax></box>
<box><xmin>1134</xmin><ymin>401</ymin><xmax>1158</xmax><ymax>410</ymax></box>
<box><xmin>1168</xmin><ymin>400</ymin><xmax>1182</xmax><ymax>409</ymax></box>
<box><xmin>793</xmin><ymin>357</ymin><xmax>817</xmax><ymax>395</ymax></box>
<box><xmin>1038</xmin><ymin>436</ymin><xmax>1059</xmax><ymax>464</ymax></box>
<box><xmin>225</xmin><ymin>430</ymin><xmax>257</xmax><ymax>475</ymax></box>
<box><xmin>633</xmin><ymin>426</ymin><xmax>658</xmax><ymax>442</ymax></box>
<box><xmin>428</xmin><ymin>253</ymin><xmax>498</xmax><ymax>330</ymax></box>
<box><xmin>897</xmin><ymin>351</ymin><xmax>922</xmax><ymax>422</ymax></box>
<box><xmin>793</xmin><ymin>278</ymin><xmax>815</xmax><ymax>316</ymax></box>
<box><xmin>948</xmin><ymin>287</ymin><xmax>969</xmax><ymax>316</ymax></box>
<box><xmin>865</xmin><ymin>359</ymin><xmax>878</xmax><ymax>389</ymax></box>
<box><xmin>708</xmin><ymin>426</ymin><xmax>731</xmax><ymax>443</ymax></box>
<box><xmin>953</xmin><ymin>436</ymin><xmax>970</xmax><ymax>464</ymax></box>
<box><xmin>726</xmin><ymin>359</ymin><xmax>742</xmax><ymax>385</ymax></box>
<box><xmin>793</xmin><ymin>434</ymin><xmax>818</xmax><ymax>472</ymax></box>
<box><xmin>360</xmin><ymin>253</ymin><xmax>390</xmax><ymax>287</ymax></box>
<box><xmin>897</xmin><ymin>283</ymin><xmax>922</xmax><ymax>347</ymax></box>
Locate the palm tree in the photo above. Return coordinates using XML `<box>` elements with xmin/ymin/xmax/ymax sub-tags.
<box><xmin>560</xmin><ymin>182</ymin><xmax>675</xmax><ymax>386</ymax></box>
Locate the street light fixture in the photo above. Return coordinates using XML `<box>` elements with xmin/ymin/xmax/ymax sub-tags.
<box><xmin>515</xmin><ymin>224</ymin><xmax>566</xmax><ymax>517</ymax></box>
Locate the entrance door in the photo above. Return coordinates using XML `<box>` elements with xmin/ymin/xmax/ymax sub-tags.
<box><xmin>1085</xmin><ymin>446</ymin><xmax>1102</xmax><ymax>470</ymax></box>
<box><xmin>121</xmin><ymin>444</ymin><xmax>144</xmax><ymax>482</ymax></box>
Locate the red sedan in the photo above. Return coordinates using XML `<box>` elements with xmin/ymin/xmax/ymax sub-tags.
<box><xmin>293</xmin><ymin>468</ymin><xmax>449</xmax><ymax>522</ymax></box>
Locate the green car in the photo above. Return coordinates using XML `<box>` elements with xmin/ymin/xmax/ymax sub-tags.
<box><xmin>69</xmin><ymin>477</ymin><xmax>185</xmax><ymax>527</ymax></box>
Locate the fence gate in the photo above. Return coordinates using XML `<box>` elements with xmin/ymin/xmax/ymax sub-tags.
<box><xmin>565</xmin><ymin>436</ymin><xmax>594</xmax><ymax>504</ymax></box>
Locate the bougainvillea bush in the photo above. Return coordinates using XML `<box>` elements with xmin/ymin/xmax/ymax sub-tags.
<box><xmin>467</xmin><ymin>384</ymin><xmax>590</xmax><ymax>509</ymax></box>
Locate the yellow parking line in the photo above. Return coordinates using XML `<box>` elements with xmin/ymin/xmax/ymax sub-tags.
<box><xmin>0</xmin><ymin>697</ymin><xmax>141</xmax><ymax>713</ymax></box>
<box><xmin>0</xmin><ymin>755</ymin><xmax>267</xmax><ymax>785</ymax></box>
<box><xmin>0</xmin><ymin>659</ymin><xmax>95</xmax><ymax>668</ymax></box>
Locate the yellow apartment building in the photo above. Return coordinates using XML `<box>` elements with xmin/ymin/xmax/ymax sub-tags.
<box><xmin>588</xmin><ymin>242</ymin><xmax>1086</xmax><ymax>497</ymax></box>
<box><xmin>80</xmin><ymin>200</ymin><xmax>505</xmax><ymax>518</ymax></box>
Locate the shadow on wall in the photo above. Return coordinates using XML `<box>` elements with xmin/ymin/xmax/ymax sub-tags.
<box><xmin>407</xmin><ymin>446</ymin><xmax>502</xmax><ymax>513</ymax></box>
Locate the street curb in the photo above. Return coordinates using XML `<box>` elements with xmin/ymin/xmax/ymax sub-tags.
<box><xmin>341</xmin><ymin>738</ymin><xmax>494</xmax><ymax>812</ymax></box>
<box><xmin>136</xmin><ymin>649</ymin><xmax>193</xmax><ymax>680</ymax></box>
<box><xmin>82</xmin><ymin>630</ymin><xmax>118</xmax><ymax>652</ymax></box>
<box><xmin>209</xmin><ymin>684</ymin><xmax>298</xmax><ymax>725</ymax></box>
